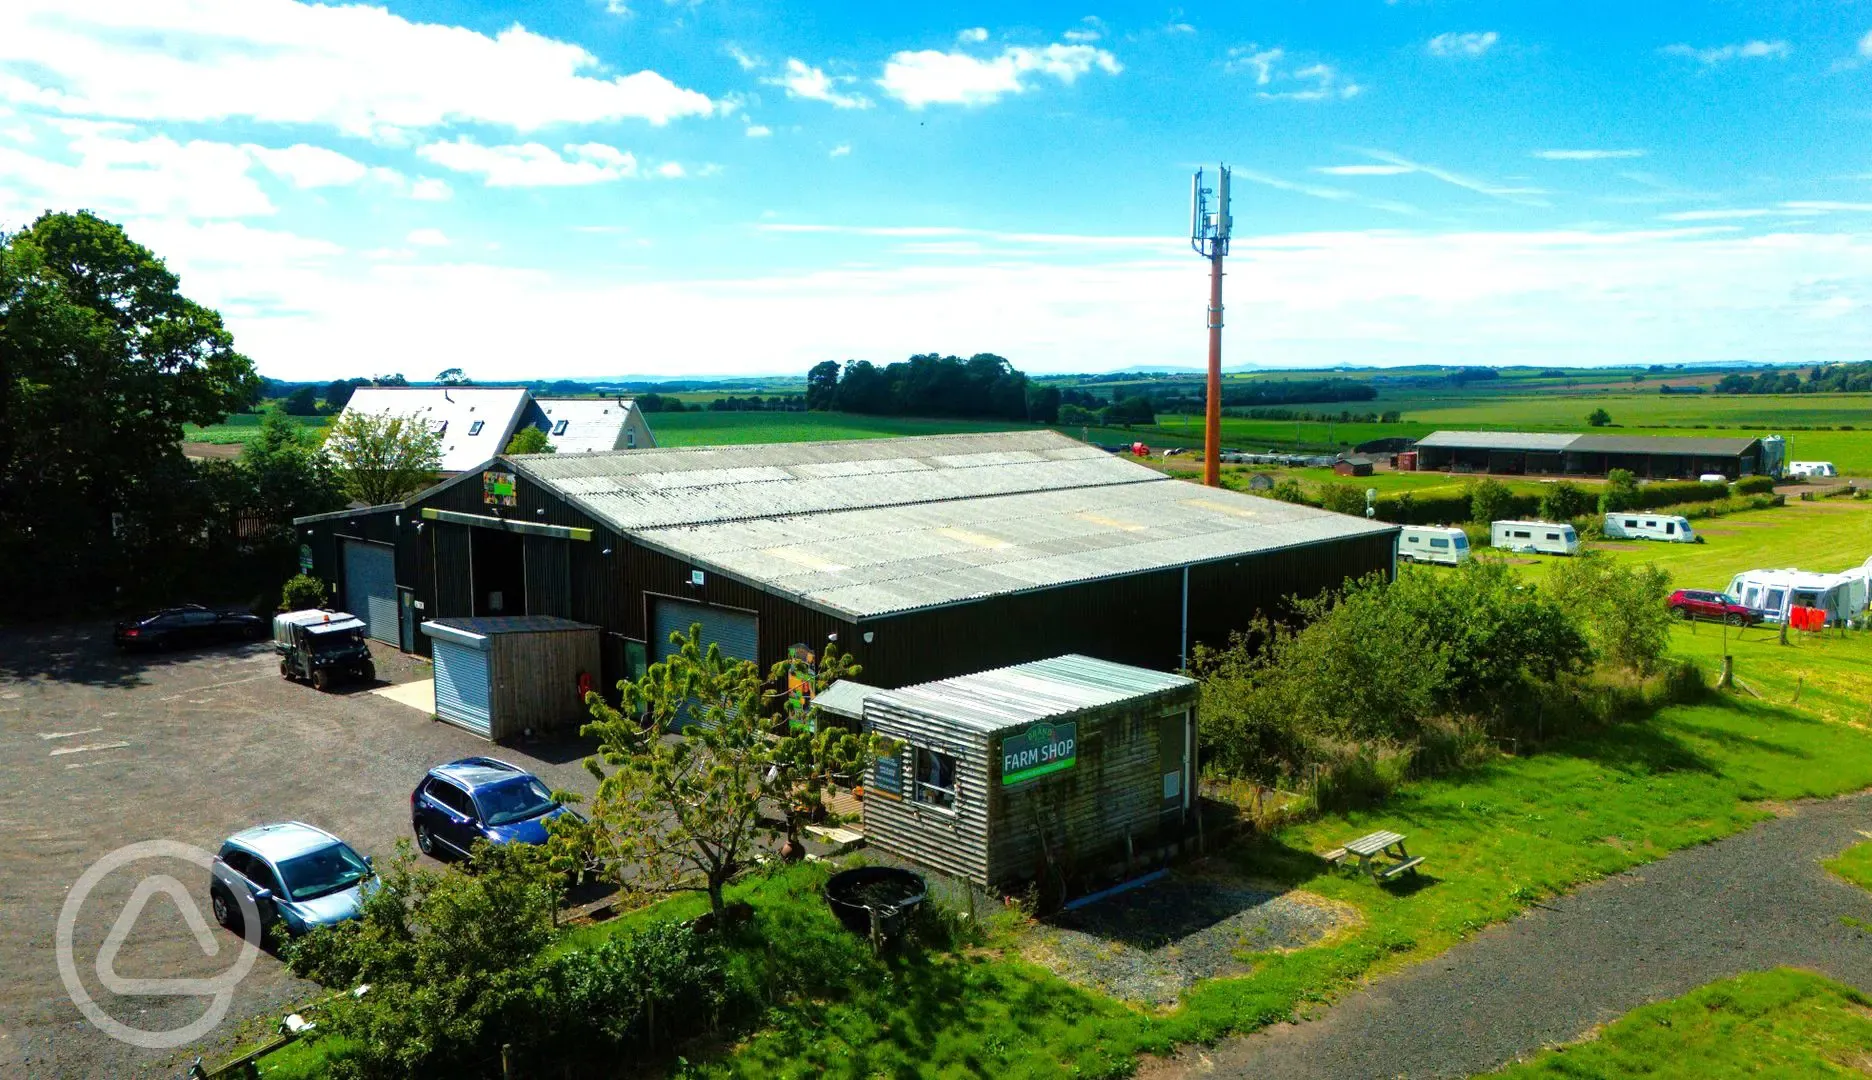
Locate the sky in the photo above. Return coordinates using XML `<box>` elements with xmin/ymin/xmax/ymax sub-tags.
<box><xmin>2</xmin><ymin>1</ymin><xmax>1871</xmax><ymax>381</ymax></box>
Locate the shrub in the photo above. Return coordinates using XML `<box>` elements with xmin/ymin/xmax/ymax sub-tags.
<box><xmin>1375</xmin><ymin>489</ymin><xmax>1470</xmax><ymax>525</ymax></box>
<box><xmin>279</xmin><ymin>573</ymin><xmax>328</xmax><ymax>612</ymax></box>
<box><xmin>1601</xmin><ymin>468</ymin><xmax>1640</xmax><ymax>512</ymax></box>
<box><xmin>1547</xmin><ymin>555</ymin><xmax>1675</xmax><ymax>675</ymax></box>
<box><xmin>545</xmin><ymin>922</ymin><xmax>732</xmax><ymax>1058</ymax></box>
<box><xmin>1467</xmin><ymin>477</ymin><xmax>1515</xmax><ymax>525</ymax></box>
<box><xmin>1734</xmin><ymin>475</ymin><xmax>1777</xmax><ymax>495</ymax></box>
<box><xmin>1625</xmin><ymin>480</ymin><xmax>1731</xmax><ymax>511</ymax></box>
<box><xmin>1537</xmin><ymin>481</ymin><xmax>1594</xmax><ymax>523</ymax></box>
<box><xmin>1587</xmin><ymin>407</ymin><xmax>1612</xmax><ymax>427</ymax></box>
<box><xmin>1317</xmin><ymin>482</ymin><xmax>1368</xmax><ymax>517</ymax></box>
<box><xmin>1269</xmin><ymin>479</ymin><xmax>1309</xmax><ymax>504</ymax></box>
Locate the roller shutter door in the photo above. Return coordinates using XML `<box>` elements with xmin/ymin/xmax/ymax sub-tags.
<box><xmin>651</xmin><ymin>598</ymin><xmax>757</xmax><ymax>664</ymax></box>
<box><xmin>432</xmin><ymin>640</ymin><xmax>493</xmax><ymax>738</ymax></box>
<box><xmin>342</xmin><ymin>540</ymin><xmax>398</xmax><ymax>644</ymax></box>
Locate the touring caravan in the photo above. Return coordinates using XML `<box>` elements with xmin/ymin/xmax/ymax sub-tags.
<box><xmin>1397</xmin><ymin>526</ymin><xmax>1472</xmax><ymax>566</ymax></box>
<box><xmin>1491</xmin><ymin>520</ymin><xmax>1580</xmax><ymax>556</ymax></box>
<box><xmin>1699</xmin><ymin>473</ymin><xmax>1729</xmax><ymax>485</ymax></box>
<box><xmin>1602</xmin><ymin>513</ymin><xmax>1698</xmax><ymax>544</ymax></box>
<box><xmin>1789</xmin><ymin>461</ymin><xmax>1838</xmax><ymax>479</ymax></box>
<box><xmin>1725</xmin><ymin>560</ymin><xmax>1872</xmax><ymax>626</ymax></box>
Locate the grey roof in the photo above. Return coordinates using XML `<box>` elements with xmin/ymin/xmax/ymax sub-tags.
<box><xmin>871</xmin><ymin>654</ymin><xmax>1196</xmax><ymax>735</ymax></box>
<box><xmin>814</xmin><ymin>679</ymin><xmax>882</xmax><ymax>721</ymax></box>
<box><xmin>421</xmin><ymin>615</ymin><xmax>598</xmax><ymax>643</ymax></box>
<box><xmin>516</xmin><ymin>430</ymin><xmax>1153</xmax><ymax>531</ymax></box>
<box><xmin>632</xmin><ymin>468</ymin><xmax>1396</xmax><ymax>619</ymax></box>
<box><xmin>1416</xmin><ymin>430</ymin><xmax>1760</xmax><ymax>457</ymax></box>
<box><xmin>525</xmin><ymin>398</ymin><xmax>657</xmax><ymax>454</ymax></box>
<box><xmin>339</xmin><ymin>388</ymin><xmax>531</xmax><ymax>472</ymax></box>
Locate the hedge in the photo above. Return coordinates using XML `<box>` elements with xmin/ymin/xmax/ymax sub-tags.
<box><xmin>1733</xmin><ymin>475</ymin><xmax>1778</xmax><ymax>495</ymax></box>
<box><xmin>1376</xmin><ymin>490</ymin><xmax>1539</xmax><ymax>526</ymax></box>
<box><xmin>1625</xmin><ymin>480</ymin><xmax>1731</xmax><ymax>511</ymax></box>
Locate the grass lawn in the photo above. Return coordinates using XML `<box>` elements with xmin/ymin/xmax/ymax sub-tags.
<box><xmin>1473</xmin><ymin>968</ymin><xmax>1872</xmax><ymax>1079</ymax></box>
<box><xmin>1824</xmin><ymin>842</ymin><xmax>1872</xmax><ymax>894</ymax></box>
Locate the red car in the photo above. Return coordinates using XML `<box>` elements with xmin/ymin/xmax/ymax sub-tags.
<box><xmin>1667</xmin><ymin>589</ymin><xmax>1762</xmax><ymax>626</ymax></box>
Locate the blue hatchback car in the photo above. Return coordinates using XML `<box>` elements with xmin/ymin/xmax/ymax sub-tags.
<box><xmin>209</xmin><ymin>822</ymin><xmax>377</xmax><ymax>937</ymax></box>
<box><xmin>410</xmin><ymin>757</ymin><xmax>575</xmax><ymax>860</ymax></box>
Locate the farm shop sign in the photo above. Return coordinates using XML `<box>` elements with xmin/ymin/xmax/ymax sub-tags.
<box><xmin>483</xmin><ymin>470</ymin><xmax>517</xmax><ymax>507</ymax></box>
<box><xmin>1001</xmin><ymin>722</ymin><xmax>1077</xmax><ymax>786</ymax></box>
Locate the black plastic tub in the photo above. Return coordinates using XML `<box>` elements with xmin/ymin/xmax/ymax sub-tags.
<box><xmin>823</xmin><ymin>866</ymin><xmax>927</xmax><ymax>938</ymax></box>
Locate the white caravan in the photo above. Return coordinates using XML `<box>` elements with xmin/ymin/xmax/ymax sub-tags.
<box><xmin>1726</xmin><ymin>559</ymin><xmax>1872</xmax><ymax>626</ymax></box>
<box><xmin>1398</xmin><ymin>526</ymin><xmax>1472</xmax><ymax>566</ymax></box>
<box><xmin>1602</xmin><ymin>513</ymin><xmax>1698</xmax><ymax>544</ymax></box>
<box><xmin>1789</xmin><ymin>461</ymin><xmax>1838</xmax><ymax>479</ymax></box>
<box><xmin>1699</xmin><ymin>473</ymin><xmax>1729</xmax><ymax>484</ymax></box>
<box><xmin>1491</xmin><ymin>520</ymin><xmax>1581</xmax><ymax>556</ymax></box>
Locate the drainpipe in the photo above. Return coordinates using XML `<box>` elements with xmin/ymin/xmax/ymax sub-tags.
<box><xmin>1179</xmin><ymin>565</ymin><xmax>1190</xmax><ymax>671</ymax></box>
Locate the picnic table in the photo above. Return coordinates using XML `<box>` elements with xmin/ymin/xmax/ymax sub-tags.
<box><xmin>1323</xmin><ymin>830</ymin><xmax>1424</xmax><ymax>881</ymax></box>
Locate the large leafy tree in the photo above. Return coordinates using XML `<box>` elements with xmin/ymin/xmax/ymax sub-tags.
<box><xmin>0</xmin><ymin>211</ymin><xmax>260</xmax><ymax>606</ymax></box>
<box><xmin>325</xmin><ymin>409</ymin><xmax>443</xmax><ymax>506</ymax></box>
<box><xmin>550</xmin><ymin>624</ymin><xmax>894</xmax><ymax>926</ymax></box>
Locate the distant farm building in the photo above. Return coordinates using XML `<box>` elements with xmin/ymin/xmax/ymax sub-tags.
<box><xmin>1407</xmin><ymin>431</ymin><xmax>1781</xmax><ymax>480</ymax></box>
<box><xmin>296</xmin><ymin>431</ymin><xmax>1397</xmax><ymax>698</ymax></box>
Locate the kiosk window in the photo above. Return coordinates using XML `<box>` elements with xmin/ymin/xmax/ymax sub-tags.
<box><xmin>914</xmin><ymin>748</ymin><xmax>957</xmax><ymax>809</ymax></box>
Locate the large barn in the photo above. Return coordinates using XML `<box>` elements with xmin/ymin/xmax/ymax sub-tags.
<box><xmin>295</xmin><ymin>431</ymin><xmax>1397</xmax><ymax>695</ymax></box>
<box><xmin>1409</xmin><ymin>431</ymin><xmax>1781</xmax><ymax>480</ymax></box>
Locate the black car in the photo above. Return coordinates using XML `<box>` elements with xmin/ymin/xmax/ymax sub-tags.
<box><xmin>114</xmin><ymin>605</ymin><xmax>266</xmax><ymax>651</ymax></box>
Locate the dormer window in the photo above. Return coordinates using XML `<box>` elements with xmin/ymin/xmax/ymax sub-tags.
<box><xmin>552</xmin><ymin>420</ymin><xmax>569</xmax><ymax>436</ymax></box>
<box><xmin>431</xmin><ymin>419</ymin><xmax>448</xmax><ymax>435</ymax></box>
<box><xmin>468</xmin><ymin>420</ymin><xmax>484</xmax><ymax>436</ymax></box>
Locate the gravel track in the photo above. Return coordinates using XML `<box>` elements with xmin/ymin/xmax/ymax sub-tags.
<box><xmin>1160</xmin><ymin>791</ymin><xmax>1872</xmax><ymax>1079</ymax></box>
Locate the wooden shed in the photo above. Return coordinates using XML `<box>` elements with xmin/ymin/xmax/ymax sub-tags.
<box><xmin>852</xmin><ymin>655</ymin><xmax>1198</xmax><ymax>891</ymax></box>
<box><xmin>419</xmin><ymin>616</ymin><xmax>601</xmax><ymax>741</ymax></box>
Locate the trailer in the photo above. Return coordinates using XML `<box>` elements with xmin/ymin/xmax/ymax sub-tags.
<box><xmin>1397</xmin><ymin>525</ymin><xmax>1472</xmax><ymax>566</ymax></box>
<box><xmin>1490</xmin><ymin>520</ymin><xmax>1580</xmax><ymax>556</ymax></box>
<box><xmin>1602</xmin><ymin>513</ymin><xmax>1698</xmax><ymax>544</ymax></box>
<box><xmin>1725</xmin><ymin>560</ymin><xmax>1872</xmax><ymax>626</ymax></box>
<box><xmin>1790</xmin><ymin>461</ymin><xmax>1838</xmax><ymax>479</ymax></box>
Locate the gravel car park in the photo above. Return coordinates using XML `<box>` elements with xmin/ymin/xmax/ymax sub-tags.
<box><xmin>0</xmin><ymin>622</ymin><xmax>601</xmax><ymax>1079</ymax></box>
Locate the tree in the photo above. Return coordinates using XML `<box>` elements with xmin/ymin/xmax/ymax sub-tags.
<box><xmin>1586</xmin><ymin>407</ymin><xmax>1613</xmax><ymax>427</ymax></box>
<box><xmin>227</xmin><ymin>406</ymin><xmax>346</xmax><ymax>539</ymax></box>
<box><xmin>280</xmin><ymin>573</ymin><xmax>328</xmax><ymax>612</ymax></box>
<box><xmin>1468</xmin><ymin>477</ymin><xmax>1515</xmax><ymax>525</ymax></box>
<box><xmin>1026</xmin><ymin>383</ymin><xmax>1061</xmax><ymax>424</ymax></box>
<box><xmin>1548</xmin><ymin>555</ymin><xmax>1674</xmax><ymax>674</ymax></box>
<box><xmin>325</xmin><ymin>409</ymin><xmax>443</xmax><ymax>506</ymax></box>
<box><xmin>1104</xmin><ymin>395</ymin><xmax>1156</xmax><ymax>426</ymax></box>
<box><xmin>805</xmin><ymin>360</ymin><xmax>841</xmax><ymax>411</ymax></box>
<box><xmin>505</xmin><ymin>425</ymin><xmax>554</xmax><ymax>455</ymax></box>
<box><xmin>324</xmin><ymin>379</ymin><xmax>358</xmax><ymax>412</ymax></box>
<box><xmin>436</xmin><ymin>367</ymin><xmax>470</xmax><ymax>386</ymax></box>
<box><xmin>1601</xmin><ymin>468</ymin><xmax>1640</xmax><ymax>512</ymax></box>
<box><xmin>1317</xmin><ymin>482</ymin><xmax>1368</xmax><ymax>517</ymax></box>
<box><xmin>551</xmin><ymin>624</ymin><xmax>894</xmax><ymax>926</ymax></box>
<box><xmin>0</xmin><ymin>211</ymin><xmax>260</xmax><ymax>608</ymax></box>
<box><xmin>1537</xmin><ymin>480</ymin><xmax>1594</xmax><ymax>523</ymax></box>
<box><xmin>282</xmin><ymin>385</ymin><xmax>319</xmax><ymax>416</ymax></box>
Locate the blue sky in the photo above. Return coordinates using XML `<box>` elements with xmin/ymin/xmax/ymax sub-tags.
<box><xmin>2</xmin><ymin>1</ymin><xmax>1870</xmax><ymax>380</ymax></box>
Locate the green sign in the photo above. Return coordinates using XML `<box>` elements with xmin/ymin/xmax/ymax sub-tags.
<box><xmin>1001</xmin><ymin>721</ymin><xmax>1077</xmax><ymax>786</ymax></box>
<box><xmin>298</xmin><ymin>544</ymin><xmax>313</xmax><ymax>572</ymax></box>
<box><xmin>483</xmin><ymin>470</ymin><xmax>517</xmax><ymax>507</ymax></box>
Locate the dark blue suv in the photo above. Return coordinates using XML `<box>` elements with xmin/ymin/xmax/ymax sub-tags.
<box><xmin>410</xmin><ymin>758</ymin><xmax>576</xmax><ymax>859</ymax></box>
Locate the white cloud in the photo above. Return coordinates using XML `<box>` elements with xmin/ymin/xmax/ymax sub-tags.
<box><xmin>957</xmin><ymin>28</ymin><xmax>989</xmax><ymax>45</ymax></box>
<box><xmin>1225</xmin><ymin>46</ymin><xmax>1359</xmax><ymax>100</ymax></box>
<box><xmin>409</xmin><ymin>177</ymin><xmax>453</xmax><ymax>201</ymax></box>
<box><xmin>656</xmin><ymin>161</ymin><xmax>686</xmax><ymax>178</ymax></box>
<box><xmin>1534</xmin><ymin>148</ymin><xmax>1646</xmax><ymax>161</ymax></box>
<box><xmin>1063</xmin><ymin>17</ymin><xmax>1103</xmax><ymax>44</ymax></box>
<box><xmin>879</xmin><ymin>43</ymin><xmax>1122</xmax><ymax>107</ymax></box>
<box><xmin>1860</xmin><ymin>29</ymin><xmax>1872</xmax><ymax>58</ymax></box>
<box><xmin>1427</xmin><ymin>31</ymin><xmax>1498</xmax><ymax>57</ymax></box>
<box><xmin>605</xmin><ymin>0</ymin><xmax>632</xmax><ymax>14</ymax></box>
<box><xmin>1236</xmin><ymin>168</ymin><xmax>1417</xmax><ymax>215</ymax></box>
<box><xmin>0</xmin><ymin>129</ymin><xmax>273</xmax><ymax>221</ymax></box>
<box><xmin>0</xmin><ymin>0</ymin><xmax>716</xmax><ymax>137</ymax></box>
<box><xmin>417</xmin><ymin>138</ymin><xmax>639</xmax><ymax>186</ymax></box>
<box><xmin>766</xmin><ymin>59</ymin><xmax>873</xmax><ymax>109</ymax></box>
<box><xmin>1166</xmin><ymin>20</ymin><xmax>1195</xmax><ymax>34</ymax></box>
<box><xmin>1315</xmin><ymin>164</ymin><xmax>1414</xmax><ymax>176</ymax></box>
<box><xmin>1662</xmin><ymin>40</ymin><xmax>1790</xmax><ymax>65</ymax></box>
<box><xmin>1359</xmin><ymin>149</ymin><xmax>1549</xmax><ymax>205</ymax></box>
<box><xmin>745</xmin><ymin>124</ymin><xmax>772</xmax><ymax>137</ymax></box>
<box><xmin>406</xmin><ymin>228</ymin><xmax>449</xmax><ymax>246</ymax></box>
<box><xmin>725</xmin><ymin>44</ymin><xmax>762</xmax><ymax>71</ymax></box>
<box><xmin>244</xmin><ymin>143</ymin><xmax>369</xmax><ymax>188</ymax></box>
<box><xmin>830</xmin><ymin>144</ymin><xmax>851</xmax><ymax>158</ymax></box>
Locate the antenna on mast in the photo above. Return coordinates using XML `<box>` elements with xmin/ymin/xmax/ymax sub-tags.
<box><xmin>1190</xmin><ymin>164</ymin><xmax>1231</xmax><ymax>487</ymax></box>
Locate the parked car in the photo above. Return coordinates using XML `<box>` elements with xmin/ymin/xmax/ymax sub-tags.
<box><xmin>114</xmin><ymin>605</ymin><xmax>265</xmax><ymax>651</ymax></box>
<box><xmin>410</xmin><ymin>757</ymin><xmax>579</xmax><ymax>859</ymax></box>
<box><xmin>1667</xmin><ymin>589</ymin><xmax>1762</xmax><ymax>626</ymax></box>
<box><xmin>208</xmin><ymin>822</ymin><xmax>376</xmax><ymax>937</ymax></box>
<box><xmin>273</xmin><ymin>610</ymin><xmax>375</xmax><ymax>691</ymax></box>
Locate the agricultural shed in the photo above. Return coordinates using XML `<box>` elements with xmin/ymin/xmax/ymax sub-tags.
<box><xmin>854</xmin><ymin>654</ymin><xmax>1198</xmax><ymax>890</ymax></box>
<box><xmin>1410</xmin><ymin>430</ymin><xmax>1777</xmax><ymax>480</ymax></box>
<box><xmin>420</xmin><ymin>615</ymin><xmax>601</xmax><ymax>741</ymax></box>
<box><xmin>295</xmin><ymin>430</ymin><xmax>1397</xmax><ymax>694</ymax></box>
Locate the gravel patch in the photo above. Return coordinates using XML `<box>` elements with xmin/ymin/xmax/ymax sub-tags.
<box><xmin>1154</xmin><ymin>791</ymin><xmax>1872</xmax><ymax>1079</ymax></box>
<box><xmin>1024</xmin><ymin>867</ymin><xmax>1356</xmax><ymax>1006</ymax></box>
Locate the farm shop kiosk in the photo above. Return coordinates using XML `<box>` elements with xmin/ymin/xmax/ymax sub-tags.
<box><xmin>855</xmin><ymin>655</ymin><xmax>1199</xmax><ymax>895</ymax></box>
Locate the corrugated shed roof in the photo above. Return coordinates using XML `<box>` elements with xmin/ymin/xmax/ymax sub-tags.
<box><xmin>518</xmin><ymin>430</ymin><xmax>1152</xmax><ymax>530</ymax></box>
<box><xmin>1569</xmin><ymin>434</ymin><xmax>1761</xmax><ymax>456</ymax></box>
<box><xmin>634</xmin><ymin>472</ymin><xmax>1396</xmax><ymax>619</ymax></box>
<box><xmin>340</xmin><ymin>388</ymin><xmax>530</xmax><ymax>473</ymax></box>
<box><xmin>815</xmin><ymin>679</ymin><xmax>881</xmax><ymax>720</ymax></box>
<box><xmin>1415</xmin><ymin>431</ymin><xmax>1582</xmax><ymax>451</ymax></box>
<box><xmin>527</xmin><ymin>398</ymin><xmax>655</xmax><ymax>454</ymax></box>
<box><xmin>872</xmin><ymin>654</ymin><xmax>1196</xmax><ymax>735</ymax></box>
<box><xmin>423</xmin><ymin>615</ymin><xmax>599</xmax><ymax>637</ymax></box>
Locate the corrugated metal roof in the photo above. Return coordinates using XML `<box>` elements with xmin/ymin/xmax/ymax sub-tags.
<box><xmin>1569</xmin><ymin>434</ymin><xmax>1760</xmax><ymax>456</ymax></box>
<box><xmin>340</xmin><ymin>388</ymin><xmax>530</xmax><ymax>473</ymax></box>
<box><xmin>815</xmin><ymin>679</ymin><xmax>881</xmax><ymax>720</ymax></box>
<box><xmin>1415</xmin><ymin>431</ymin><xmax>1582</xmax><ymax>451</ymax></box>
<box><xmin>423</xmin><ymin>615</ymin><xmax>599</xmax><ymax>637</ymax></box>
<box><xmin>634</xmin><ymin>472</ymin><xmax>1396</xmax><ymax>619</ymax></box>
<box><xmin>872</xmin><ymin>654</ymin><xmax>1196</xmax><ymax>735</ymax></box>
<box><xmin>518</xmin><ymin>430</ymin><xmax>1151</xmax><ymax>531</ymax></box>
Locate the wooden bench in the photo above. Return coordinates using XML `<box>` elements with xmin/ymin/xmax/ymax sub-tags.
<box><xmin>1329</xmin><ymin>830</ymin><xmax>1423</xmax><ymax>881</ymax></box>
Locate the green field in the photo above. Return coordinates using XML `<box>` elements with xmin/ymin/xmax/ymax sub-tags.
<box><xmin>1476</xmin><ymin>969</ymin><xmax>1872</xmax><ymax>1079</ymax></box>
<box><xmin>183</xmin><ymin>411</ymin><xmax>330</xmax><ymax>445</ymax></box>
<box><xmin>649</xmin><ymin>411</ymin><xmax>1035</xmax><ymax>445</ymax></box>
